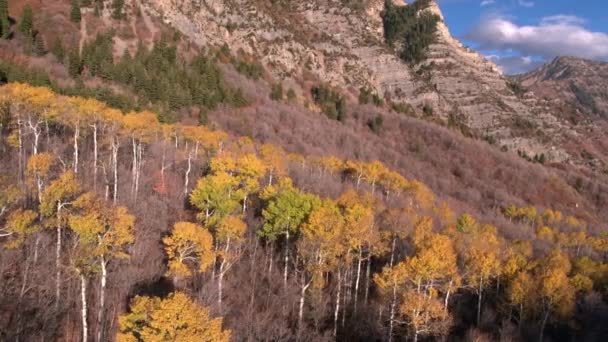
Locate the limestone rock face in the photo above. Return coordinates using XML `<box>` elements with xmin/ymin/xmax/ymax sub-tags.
<box><xmin>138</xmin><ymin>0</ymin><xmax>603</xmax><ymax>163</ymax></box>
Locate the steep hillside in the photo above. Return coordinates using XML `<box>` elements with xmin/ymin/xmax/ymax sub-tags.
<box><xmin>518</xmin><ymin>56</ymin><xmax>608</xmax><ymax>119</ymax></box>
<box><xmin>140</xmin><ymin>0</ymin><xmax>592</xmax><ymax>163</ymax></box>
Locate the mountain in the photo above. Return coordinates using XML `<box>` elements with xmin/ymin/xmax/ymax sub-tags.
<box><xmin>518</xmin><ymin>56</ymin><xmax>608</xmax><ymax>119</ymax></box>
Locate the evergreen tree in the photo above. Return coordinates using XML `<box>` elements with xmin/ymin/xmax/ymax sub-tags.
<box><xmin>0</xmin><ymin>0</ymin><xmax>9</xmax><ymax>39</ymax></box>
<box><xmin>51</xmin><ymin>38</ymin><xmax>65</xmax><ymax>62</ymax></box>
<box><xmin>111</xmin><ymin>0</ymin><xmax>125</xmax><ymax>20</ymax></box>
<box><xmin>68</xmin><ymin>49</ymin><xmax>82</xmax><ymax>77</ymax></box>
<box><xmin>33</xmin><ymin>33</ymin><xmax>45</xmax><ymax>56</ymax></box>
<box><xmin>70</xmin><ymin>0</ymin><xmax>81</xmax><ymax>23</ymax></box>
<box><xmin>18</xmin><ymin>5</ymin><xmax>33</xmax><ymax>37</ymax></box>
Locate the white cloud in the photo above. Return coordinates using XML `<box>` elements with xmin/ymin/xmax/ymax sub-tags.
<box><xmin>486</xmin><ymin>55</ymin><xmax>543</xmax><ymax>75</ymax></box>
<box><xmin>480</xmin><ymin>0</ymin><xmax>495</xmax><ymax>6</ymax></box>
<box><xmin>540</xmin><ymin>15</ymin><xmax>586</xmax><ymax>26</ymax></box>
<box><xmin>518</xmin><ymin>0</ymin><xmax>535</xmax><ymax>8</ymax></box>
<box><xmin>466</xmin><ymin>15</ymin><xmax>608</xmax><ymax>61</ymax></box>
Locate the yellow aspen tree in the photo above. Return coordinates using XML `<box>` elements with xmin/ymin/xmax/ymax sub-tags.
<box><xmin>102</xmin><ymin>108</ymin><xmax>124</xmax><ymax>203</ymax></box>
<box><xmin>214</xmin><ymin>215</ymin><xmax>247</xmax><ymax>309</ymax></box>
<box><xmin>535</xmin><ymin>250</ymin><xmax>575</xmax><ymax>342</ymax></box>
<box><xmin>40</xmin><ymin>170</ymin><xmax>81</xmax><ymax>306</ymax></box>
<box><xmin>122</xmin><ymin>111</ymin><xmax>159</xmax><ymax>200</ymax></box>
<box><xmin>297</xmin><ymin>198</ymin><xmax>344</xmax><ymax>336</ymax></box>
<box><xmin>2</xmin><ymin>209</ymin><xmax>40</xmax><ymax>249</ymax></box>
<box><xmin>26</xmin><ymin>152</ymin><xmax>54</xmax><ymax>204</ymax></box>
<box><xmin>0</xmin><ymin>177</ymin><xmax>22</xmax><ymax>220</ymax></box>
<box><xmin>260</xmin><ymin>143</ymin><xmax>288</xmax><ymax>186</ymax></box>
<box><xmin>507</xmin><ymin>271</ymin><xmax>534</xmax><ymax>331</ymax></box>
<box><xmin>163</xmin><ymin>222</ymin><xmax>215</xmax><ymax>279</ymax></box>
<box><xmin>408</xmin><ymin>180</ymin><xmax>435</xmax><ymax>210</ymax></box>
<box><xmin>363</xmin><ymin>160</ymin><xmax>388</xmax><ymax>195</ymax></box>
<box><xmin>344</xmin><ymin>160</ymin><xmax>366</xmax><ymax>189</ymax></box>
<box><xmin>379</xmin><ymin>170</ymin><xmax>409</xmax><ymax>200</ymax></box>
<box><xmin>69</xmin><ymin>192</ymin><xmax>136</xmax><ymax>342</ymax></box>
<box><xmin>117</xmin><ymin>292</ymin><xmax>231</xmax><ymax>342</ymax></box>
<box><xmin>459</xmin><ymin>221</ymin><xmax>501</xmax><ymax>326</ymax></box>
<box><xmin>337</xmin><ymin>189</ymin><xmax>375</xmax><ymax>314</ymax></box>
<box><xmin>374</xmin><ymin>262</ymin><xmax>408</xmax><ymax>342</ymax></box>
<box><xmin>399</xmin><ymin>288</ymin><xmax>451</xmax><ymax>342</ymax></box>
<box><xmin>236</xmin><ymin>153</ymin><xmax>266</xmax><ymax>213</ymax></box>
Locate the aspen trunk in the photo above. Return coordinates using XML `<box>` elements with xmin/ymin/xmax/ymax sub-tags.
<box><xmin>354</xmin><ymin>249</ymin><xmax>362</xmax><ymax>314</ymax></box>
<box><xmin>17</xmin><ymin>118</ymin><xmax>23</xmax><ymax>184</ymax></box>
<box><xmin>539</xmin><ymin>308</ymin><xmax>550</xmax><ymax>342</ymax></box>
<box><xmin>74</xmin><ymin>124</ymin><xmax>79</xmax><ymax>174</ymax></box>
<box><xmin>131</xmin><ymin>137</ymin><xmax>137</xmax><ymax>197</ymax></box>
<box><xmin>388</xmin><ymin>281</ymin><xmax>397</xmax><ymax>342</ymax></box>
<box><xmin>112</xmin><ymin>139</ymin><xmax>119</xmax><ymax>204</ymax></box>
<box><xmin>444</xmin><ymin>279</ymin><xmax>453</xmax><ymax>310</ymax></box>
<box><xmin>184</xmin><ymin>151</ymin><xmax>192</xmax><ymax>195</ymax></box>
<box><xmin>55</xmin><ymin>214</ymin><xmax>62</xmax><ymax>307</ymax></box>
<box><xmin>80</xmin><ymin>274</ymin><xmax>88</xmax><ymax>342</ymax></box>
<box><xmin>298</xmin><ymin>274</ymin><xmax>309</xmax><ymax>338</ymax></box>
<box><xmin>364</xmin><ymin>254</ymin><xmax>371</xmax><ymax>305</ymax></box>
<box><xmin>333</xmin><ymin>269</ymin><xmax>341</xmax><ymax>337</ymax></box>
<box><xmin>477</xmin><ymin>275</ymin><xmax>483</xmax><ymax>326</ymax></box>
<box><xmin>96</xmin><ymin>258</ymin><xmax>107</xmax><ymax>342</ymax></box>
<box><xmin>389</xmin><ymin>236</ymin><xmax>396</xmax><ymax>268</ymax></box>
<box><xmin>284</xmin><ymin>230</ymin><xmax>289</xmax><ymax>289</ymax></box>
<box><xmin>218</xmin><ymin>263</ymin><xmax>225</xmax><ymax>309</ymax></box>
<box><xmin>92</xmin><ymin>124</ymin><xmax>98</xmax><ymax>190</ymax></box>
<box><xmin>19</xmin><ymin>249</ymin><xmax>31</xmax><ymax>301</ymax></box>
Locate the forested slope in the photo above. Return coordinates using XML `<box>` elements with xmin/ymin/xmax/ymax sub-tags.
<box><xmin>0</xmin><ymin>84</ymin><xmax>607</xmax><ymax>341</ymax></box>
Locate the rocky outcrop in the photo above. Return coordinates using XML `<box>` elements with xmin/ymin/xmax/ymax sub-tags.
<box><xmin>137</xmin><ymin>0</ymin><xmax>589</xmax><ymax>163</ymax></box>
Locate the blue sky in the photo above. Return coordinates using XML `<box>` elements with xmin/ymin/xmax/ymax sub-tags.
<box><xmin>436</xmin><ymin>0</ymin><xmax>608</xmax><ymax>74</ymax></box>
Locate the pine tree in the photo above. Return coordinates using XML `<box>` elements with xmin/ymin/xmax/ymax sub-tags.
<box><xmin>18</xmin><ymin>5</ymin><xmax>33</xmax><ymax>37</ymax></box>
<box><xmin>0</xmin><ymin>0</ymin><xmax>9</xmax><ymax>39</ymax></box>
<box><xmin>68</xmin><ymin>49</ymin><xmax>82</xmax><ymax>77</ymax></box>
<box><xmin>70</xmin><ymin>0</ymin><xmax>81</xmax><ymax>23</ymax></box>
<box><xmin>51</xmin><ymin>38</ymin><xmax>65</xmax><ymax>62</ymax></box>
<box><xmin>111</xmin><ymin>0</ymin><xmax>125</xmax><ymax>20</ymax></box>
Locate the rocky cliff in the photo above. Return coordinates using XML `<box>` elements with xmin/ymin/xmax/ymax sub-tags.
<box><xmin>135</xmin><ymin>0</ymin><xmax>590</xmax><ymax>163</ymax></box>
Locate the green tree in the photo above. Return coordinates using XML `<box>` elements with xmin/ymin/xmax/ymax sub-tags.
<box><xmin>70</xmin><ymin>0</ymin><xmax>81</xmax><ymax>23</ymax></box>
<box><xmin>51</xmin><ymin>38</ymin><xmax>65</xmax><ymax>62</ymax></box>
<box><xmin>270</xmin><ymin>82</ymin><xmax>283</xmax><ymax>101</ymax></box>
<box><xmin>18</xmin><ymin>5</ymin><xmax>33</xmax><ymax>37</ymax></box>
<box><xmin>68</xmin><ymin>48</ymin><xmax>82</xmax><ymax>77</ymax></box>
<box><xmin>260</xmin><ymin>178</ymin><xmax>317</xmax><ymax>287</ymax></box>
<box><xmin>0</xmin><ymin>0</ymin><xmax>9</xmax><ymax>39</ymax></box>
<box><xmin>111</xmin><ymin>0</ymin><xmax>125</xmax><ymax>20</ymax></box>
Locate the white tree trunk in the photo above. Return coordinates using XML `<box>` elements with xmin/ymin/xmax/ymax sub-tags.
<box><xmin>92</xmin><ymin>124</ymin><xmax>98</xmax><ymax>190</ymax></box>
<box><xmin>298</xmin><ymin>275</ymin><xmax>310</xmax><ymax>337</ymax></box>
<box><xmin>284</xmin><ymin>230</ymin><xmax>289</xmax><ymax>289</ymax></box>
<box><xmin>388</xmin><ymin>281</ymin><xmax>397</xmax><ymax>342</ymax></box>
<box><xmin>80</xmin><ymin>274</ymin><xmax>88</xmax><ymax>342</ymax></box>
<box><xmin>477</xmin><ymin>275</ymin><xmax>484</xmax><ymax>326</ymax></box>
<box><xmin>74</xmin><ymin>125</ymin><xmax>79</xmax><ymax>174</ymax></box>
<box><xmin>55</xmin><ymin>215</ymin><xmax>62</xmax><ymax>306</ymax></box>
<box><xmin>218</xmin><ymin>262</ymin><xmax>225</xmax><ymax>309</ymax></box>
<box><xmin>333</xmin><ymin>269</ymin><xmax>341</xmax><ymax>337</ymax></box>
<box><xmin>184</xmin><ymin>151</ymin><xmax>192</xmax><ymax>195</ymax></box>
<box><xmin>112</xmin><ymin>138</ymin><xmax>119</xmax><ymax>204</ymax></box>
<box><xmin>96</xmin><ymin>258</ymin><xmax>107</xmax><ymax>342</ymax></box>
<box><xmin>131</xmin><ymin>137</ymin><xmax>137</xmax><ymax>197</ymax></box>
<box><xmin>364</xmin><ymin>254</ymin><xmax>371</xmax><ymax>305</ymax></box>
<box><xmin>354</xmin><ymin>249</ymin><xmax>362</xmax><ymax>314</ymax></box>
